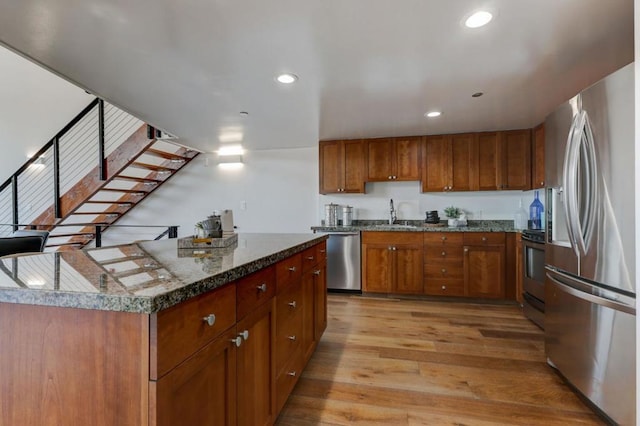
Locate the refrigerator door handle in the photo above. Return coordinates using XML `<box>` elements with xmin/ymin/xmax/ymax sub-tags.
<box><xmin>576</xmin><ymin>112</ymin><xmax>599</xmax><ymax>253</ymax></box>
<box><xmin>562</xmin><ymin>114</ymin><xmax>581</xmax><ymax>257</ymax></box>
<box><xmin>546</xmin><ymin>270</ymin><xmax>635</xmax><ymax>315</ymax></box>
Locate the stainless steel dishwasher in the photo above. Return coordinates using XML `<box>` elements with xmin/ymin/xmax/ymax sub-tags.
<box><xmin>317</xmin><ymin>232</ymin><xmax>361</xmax><ymax>292</ymax></box>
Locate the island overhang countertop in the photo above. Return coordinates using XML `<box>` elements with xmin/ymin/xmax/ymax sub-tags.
<box><xmin>0</xmin><ymin>233</ymin><xmax>327</xmax><ymax>314</ymax></box>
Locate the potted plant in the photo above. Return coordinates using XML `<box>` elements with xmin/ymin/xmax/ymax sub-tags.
<box><xmin>444</xmin><ymin>206</ymin><xmax>461</xmax><ymax>227</ymax></box>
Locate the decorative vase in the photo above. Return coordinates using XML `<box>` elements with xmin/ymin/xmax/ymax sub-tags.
<box><xmin>448</xmin><ymin>218</ymin><xmax>458</xmax><ymax>227</ymax></box>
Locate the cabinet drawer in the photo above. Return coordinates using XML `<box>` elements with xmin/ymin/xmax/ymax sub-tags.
<box><xmin>276</xmin><ymin>345</ymin><xmax>304</xmax><ymax>413</ymax></box>
<box><xmin>425</xmin><ymin>263</ymin><xmax>463</xmax><ymax>280</ymax></box>
<box><xmin>152</xmin><ymin>284</ymin><xmax>236</xmax><ymax>379</ymax></box>
<box><xmin>424</xmin><ymin>279</ymin><xmax>465</xmax><ymax>296</ymax></box>
<box><xmin>424</xmin><ymin>246</ymin><xmax>463</xmax><ymax>261</ymax></box>
<box><xmin>276</xmin><ymin>283</ymin><xmax>303</xmax><ymax>330</ymax></box>
<box><xmin>463</xmin><ymin>232</ymin><xmax>505</xmax><ymax>245</ymax></box>
<box><xmin>362</xmin><ymin>231</ymin><xmax>422</xmax><ymax>245</ymax></box>
<box><xmin>236</xmin><ymin>266</ymin><xmax>276</xmax><ymax>320</ymax></box>
<box><xmin>275</xmin><ymin>308</ymin><xmax>302</xmax><ymax>374</ymax></box>
<box><xmin>276</xmin><ymin>253</ymin><xmax>302</xmax><ymax>293</ymax></box>
<box><xmin>301</xmin><ymin>246</ymin><xmax>319</xmax><ymax>272</ymax></box>
<box><xmin>423</xmin><ymin>233</ymin><xmax>464</xmax><ymax>245</ymax></box>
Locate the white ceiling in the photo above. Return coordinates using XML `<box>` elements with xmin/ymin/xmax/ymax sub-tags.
<box><xmin>0</xmin><ymin>0</ymin><xmax>633</xmax><ymax>153</ymax></box>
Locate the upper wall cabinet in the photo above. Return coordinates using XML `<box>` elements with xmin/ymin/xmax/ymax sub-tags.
<box><xmin>532</xmin><ymin>124</ymin><xmax>545</xmax><ymax>189</ymax></box>
<box><xmin>422</xmin><ymin>134</ymin><xmax>474</xmax><ymax>192</ymax></box>
<box><xmin>366</xmin><ymin>137</ymin><xmax>421</xmax><ymax>182</ymax></box>
<box><xmin>319</xmin><ymin>140</ymin><xmax>366</xmax><ymax>194</ymax></box>
<box><xmin>500</xmin><ymin>129</ymin><xmax>532</xmax><ymax>190</ymax></box>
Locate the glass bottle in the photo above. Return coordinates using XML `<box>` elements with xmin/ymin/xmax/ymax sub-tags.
<box><xmin>529</xmin><ymin>190</ymin><xmax>544</xmax><ymax>229</ymax></box>
<box><xmin>514</xmin><ymin>198</ymin><xmax>528</xmax><ymax>230</ymax></box>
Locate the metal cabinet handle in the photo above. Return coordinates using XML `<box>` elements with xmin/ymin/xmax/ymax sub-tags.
<box><xmin>230</xmin><ymin>336</ymin><xmax>242</xmax><ymax>347</ymax></box>
<box><xmin>288</xmin><ymin>335</ymin><xmax>297</xmax><ymax>341</ymax></box>
<box><xmin>388</xmin><ymin>175</ymin><xmax>392</xmax><ymax>180</ymax></box>
<box><xmin>540</xmin><ymin>181</ymin><xmax>544</xmax><ymax>186</ymax></box>
<box><xmin>441</xmin><ymin>285</ymin><xmax>446</xmax><ymax>290</ymax></box>
<box><xmin>441</xmin><ymin>268</ymin><xmax>446</xmax><ymax>273</ymax></box>
<box><xmin>202</xmin><ymin>314</ymin><xmax>216</xmax><ymax>326</ymax></box>
<box><xmin>441</xmin><ymin>236</ymin><xmax>447</xmax><ymax>241</ymax></box>
<box><xmin>306</xmin><ymin>256</ymin><xmax>315</xmax><ymax>261</ymax></box>
<box><xmin>392</xmin><ymin>246</ymin><xmax>397</xmax><ymax>251</ymax></box>
<box><xmin>257</xmin><ymin>283</ymin><xmax>267</xmax><ymax>292</ymax></box>
<box><xmin>464</xmin><ymin>248</ymin><xmax>469</xmax><ymax>252</ymax></box>
<box><xmin>319</xmin><ymin>249</ymin><xmax>326</xmax><ymax>253</ymax></box>
<box><xmin>441</xmin><ymin>251</ymin><xmax>446</xmax><ymax>256</ymax></box>
<box><xmin>393</xmin><ymin>176</ymin><xmax>397</xmax><ymax>179</ymax></box>
<box><xmin>287</xmin><ymin>371</ymin><xmax>297</xmax><ymax>377</ymax></box>
<box><xmin>288</xmin><ymin>266</ymin><xmax>297</xmax><ymax>272</ymax></box>
<box><xmin>239</xmin><ymin>330</ymin><xmax>249</xmax><ymax>341</ymax></box>
<box><xmin>313</xmin><ymin>270</ymin><xmax>321</xmax><ymax>276</ymax></box>
<box><xmin>288</xmin><ymin>301</ymin><xmax>297</xmax><ymax>308</ymax></box>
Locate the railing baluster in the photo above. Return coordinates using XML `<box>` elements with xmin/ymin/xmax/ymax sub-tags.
<box><xmin>168</xmin><ymin>226</ymin><xmax>178</xmax><ymax>239</ymax></box>
<box><xmin>11</xmin><ymin>175</ymin><xmax>18</xmax><ymax>232</ymax></box>
<box><xmin>95</xmin><ymin>225</ymin><xmax>102</xmax><ymax>248</ymax></box>
<box><xmin>53</xmin><ymin>137</ymin><xmax>61</xmax><ymax>219</ymax></box>
<box><xmin>98</xmin><ymin>99</ymin><xmax>106</xmax><ymax>180</ymax></box>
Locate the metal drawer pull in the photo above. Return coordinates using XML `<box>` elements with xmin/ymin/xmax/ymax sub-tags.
<box><xmin>230</xmin><ymin>336</ymin><xmax>242</xmax><ymax>347</ymax></box>
<box><xmin>441</xmin><ymin>269</ymin><xmax>446</xmax><ymax>273</ymax></box>
<box><xmin>441</xmin><ymin>236</ymin><xmax>446</xmax><ymax>241</ymax></box>
<box><xmin>257</xmin><ymin>283</ymin><xmax>267</xmax><ymax>292</ymax></box>
<box><xmin>441</xmin><ymin>251</ymin><xmax>446</xmax><ymax>256</ymax></box>
<box><xmin>288</xmin><ymin>335</ymin><xmax>297</xmax><ymax>341</ymax></box>
<box><xmin>312</xmin><ymin>270</ymin><xmax>321</xmax><ymax>276</ymax></box>
<box><xmin>202</xmin><ymin>314</ymin><xmax>216</xmax><ymax>326</ymax></box>
<box><xmin>319</xmin><ymin>249</ymin><xmax>326</xmax><ymax>253</ymax></box>
<box><xmin>441</xmin><ymin>285</ymin><xmax>446</xmax><ymax>290</ymax></box>
<box><xmin>482</xmin><ymin>237</ymin><xmax>487</xmax><ymax>242</ymax></box>
<box><xmin>306</xmin><ymin>256</ymin><xmax>314</xmax><ymax>261</ymax></box>
<box><xmin>288</xmin><ymin>301</ymin><xmax>297</xmax><ymax>308</ymax></box>
<box><xmin>239</xmin><ymin>330</ymin><xmax>249</xmax><ymax>341</ymax></box>
<box><xmin>288</xmin><ymin>266</ymin><xmax>297</xmax><ymax>272</ymax></box>
<box><xmin>287</xmin><ymin>371</ymin><xmax>297</xmax><ymax>377</ymax></box>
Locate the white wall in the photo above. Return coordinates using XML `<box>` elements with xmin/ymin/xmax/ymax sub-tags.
<box><xmin>105</xmin><ymin>147</ymin><xmax>320</xmax><ymax>242</ymax></box>
<box><xmin>0</xmin><ymin>47</ymin><xmax>94</xmax><ymax>182</ymax></box>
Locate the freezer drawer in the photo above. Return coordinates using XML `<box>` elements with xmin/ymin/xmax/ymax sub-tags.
<box><xmin>545</xmin><ymin>269</ymin><xmax>635</xmax><ymax>425</ymax></box>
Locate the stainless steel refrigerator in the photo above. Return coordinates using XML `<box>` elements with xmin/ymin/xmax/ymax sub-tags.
<box><xmin>544</xmin><ymin>62</ymin><xmax>635</xmax><ymax>425</ymax></box>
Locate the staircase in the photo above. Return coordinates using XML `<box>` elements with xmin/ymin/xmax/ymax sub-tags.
<box><xmin>0</xmin><ymin>99</ymin><xmax>199</xmax><ymax>250</ymax></box>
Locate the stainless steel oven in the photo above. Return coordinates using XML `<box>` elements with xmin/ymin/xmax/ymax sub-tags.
<box><xmin>522</xmin><ymin>230</ymin><xmax>546</xmax><ymax>329</ymax></box>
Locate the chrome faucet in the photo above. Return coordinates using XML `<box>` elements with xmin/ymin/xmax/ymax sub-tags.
<box><xmin>389</xmin><ymin>199</ymin><xmax>397</xmax><ymax>224</ymax></box>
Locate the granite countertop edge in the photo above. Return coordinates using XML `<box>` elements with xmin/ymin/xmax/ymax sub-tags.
<box><xmin>0</xmin><ymin>234</ymin><xmax>328</xmax><ymax>314</ymax></box>
<box><xmin>311</xmin><ymin>220</ymin><xmax>517</xmax><ymax>233</ymax></box>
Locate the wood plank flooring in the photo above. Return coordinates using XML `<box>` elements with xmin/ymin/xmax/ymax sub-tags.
<box><xmin>276</xmin><ymin>294</ymin><xmax>605</xmax><ymax>426</ymax></box>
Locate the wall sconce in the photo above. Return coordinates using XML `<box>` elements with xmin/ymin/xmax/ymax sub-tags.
<box><xmin>29</xmin><ymin>156</ymin><xmax>46</xmax><ymax>169</ymax></box>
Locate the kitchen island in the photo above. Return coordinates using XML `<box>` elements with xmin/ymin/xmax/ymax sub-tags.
<box><xmin>0</xmin><ymin>233</ymin><xmax>327</xmax><ymax>426</ymax></box>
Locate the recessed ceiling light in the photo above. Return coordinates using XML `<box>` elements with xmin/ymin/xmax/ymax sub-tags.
<box><xmin>424</xmin><ymin>111</ymin><xmax>442</xmax><ymax>118</ymax></box>
<box><xmin>465</xmin><ymin>11</ymin><xmax>493</xmax><ymax>28</ymax></box>
<box><xmin>276</xmin><ymin>73</ymin><xmax>298</xmax><ymax>84</ymax></box>
<box><xmin>472</xmin><ymin>92</ymin><xmax>484</xmax><ymax>98</ymax></box>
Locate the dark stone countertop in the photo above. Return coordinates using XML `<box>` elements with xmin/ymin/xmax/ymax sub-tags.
<box><xmin>311</xmin><ymin>219</ymin><xmax>517</xmax><ymax>233</ymax></box>
<box><xmin>0</xmin><ymin>233</ymin><xmax>327</xmax><ymax>314</ymax></box>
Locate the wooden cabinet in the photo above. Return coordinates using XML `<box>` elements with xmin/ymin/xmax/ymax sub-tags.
<box><xmin>319</xmin><ymin>139</ymin><xmax>366</xmax><ymax>194</ymax></box>
<box><xmin>476</xmin><ymin>132</ymin><xmax>500</xmax><ymax>191</ymax></box>
<box><xmin>367</xmin><ymin>137</ymin><xmax>421</xmax><ymax>182</ymax></box>
<box><xmin>500</xmin><ymin>129</ymin><xmax>531</xmax><ymax>190</ymax></box>
<box><xmin>154</xmin><ymin>326</ymin><xmax>238</xmax><ymax>426</ymax></box>
<box><xmin>463</xmin><ymin>233</ymin><xmax>506</xmax><ymax>299</ymax></box>
<box><xmin>362</xmin><ymin>232</ymin><xmax>423</xmax><ymax>294</ymax></box>
<box><xmin>423</xmin><ymin>233</ymin><xmax>465</xmax><ymax>296</ymax></box>
<box><xmin>301</xmin><ymin>245</ymin><xmax>327</xmax><ymax>364</ymax></box>
<box><xmin>532</xmin><ymin>124</ymin><xmax>545</xmax><ymax>189</ymax></box>
<box><xmin>422</xmin><ymin>134</ymin><xmax>474</xmax><ymax>192</ymax></box>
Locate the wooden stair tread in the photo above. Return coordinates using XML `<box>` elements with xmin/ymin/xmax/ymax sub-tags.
<box><xmin>129</xmin><ymin>162</ymin><xmax>175</xmax><ymax>172</ymax></box>
<box><xmin>99</xmin><ymin>188</ymin><xmax>148</xmax><ymax>194</ymax></box>
<box><xmin>49</xmin><ymin>232</ymin><xmax>95</xmax><ymax>238</ymax></box>
<box><xmin>86</xmin><ymin>201</ymin><xmax>134</xmax><ymax>205</ymax></box>
<box><xmin>112</xmin><ymin>175</ymin><xmax>161</xmax><ymax>184</ymax></box>
<box><xmin>46</xmin><ymin>242</ymin><xmax>86</xmax><ymax>247</ymax></box>
<box><xmin>144</xmin><ymin>148</ymin><xmax>189</xmax><ymax>161</ymax></box>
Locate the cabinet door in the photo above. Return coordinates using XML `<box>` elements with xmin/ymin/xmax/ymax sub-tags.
<box><xmin>236</xmin><ymin>300</ymin><xmax>276</xmax><ymax>426</ymax></box>
<box><xmin>395</xmin><ymin>136</ymin><xmax>421</xmax><ymax>180</ymax></box>
<box><xmin>422</xmin><ymin>135</ymin><xmax>450</xmax><ymax>192</ymax></box>
<box><xmin>319</xmin><ymin>140</ymin><xmax>342</xmax><ymax>194</ymax></box>
<box><xmin>343</xmin><ymin>140</ymin><xmax>366</xmax><ymax>192</ymax></box>
<box><xmin>532</xmin><ymin>124</ymin><xmax>545</xmax><ymax>189</ymax></box>
<box><xmin>393</xmin><ymin>245</ymin><xmax>424</xmax><ymax>294</ymax></box>
<box><xmin>464</xmin><ymin>245</ymin><xmax>505</xmax><ymax>299</ymax></box>
<box><xmin>367</xmin><ymin>138</ymin><xmax>394</xmax><ymax>181</ymax></box>
<box><xmin>154</xmin><ymin>327</ymin><xmax>237</xmax><ymax>426</ymax></box>
<box><xmin>450</xmin><ymin>133</ymin><xmax>475</xmax><ymax>191</ymax></box>
<box><xmin>313</xmin><ymin>261</ymin><xmax>327</xmax><ymax>340</ymax></box>
<box><xmin>476</xmin><ymin>132</ymin><xmax>499</xmax><ymax>191</ymax></box>
<box><xmin>501</xmin><ymin>129</ymin><xmax>531</xmax><ymax>190</ymax></box>
<box><xmin>362</xmin><ymin>244</ymin><xmax>392</xmax><ymax>293</ymax></box>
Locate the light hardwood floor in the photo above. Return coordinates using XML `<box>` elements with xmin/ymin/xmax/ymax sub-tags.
<box><xmin>276</xmin><ymin>294</ymin><xmax>605</xmax><ymax>425</ymax></box>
